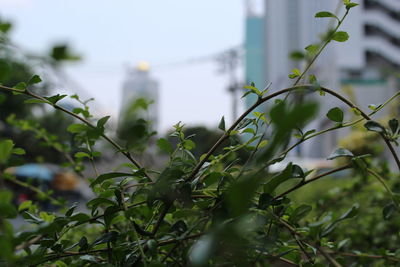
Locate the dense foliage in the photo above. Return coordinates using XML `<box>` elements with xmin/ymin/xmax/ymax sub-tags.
<box><xmin>1</xmin><ymin>1</ymin><xmax>400</xmax><ymax>266</ymax></box>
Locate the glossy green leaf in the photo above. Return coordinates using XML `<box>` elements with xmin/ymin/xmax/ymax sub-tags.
<box><xmin>389</xmin><ymin>119</ymin><xmax>399</xmax><ymax>134</ymax></box>
<box><xmin>364</xmin><ymin>120</ymin><xmax>386</xmax><ymax>134</ymax></box>
<box><xmin>326</xmin><ymin>107</ymin><xmax>344</xmax><ymax>123</ymax></box>
<box><xmin>327</xmin><ymin>148</ymin><xmax>354</xmax><ymax>160</ymax></box>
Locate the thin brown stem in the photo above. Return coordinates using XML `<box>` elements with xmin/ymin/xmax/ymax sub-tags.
<box><xmin>151</xmin><ymin>202</ymin><xmax>172</xmax><ymax>235</ymax></box>
<box><xmin>0</xmin><ymin>84</ymin><xmax>152</xmax><ymax>181</ymax></box>
<box><xmin>273</xmin><ymin>164</ymin><xmax>351</xmax><ymax>200</ymax></box>
<box><xmin>187</xmin><ymin>85</ymin><xmax>400</xmax><ymax>182</ymax></box>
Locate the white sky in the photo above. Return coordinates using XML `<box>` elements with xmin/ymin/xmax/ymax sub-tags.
<box><xmin>0</xmin><ymin>0</ymin><xmax>248</xmax><ymax>133</ymax></box>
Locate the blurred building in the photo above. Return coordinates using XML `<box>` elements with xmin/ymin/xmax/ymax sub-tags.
<box><xmin>245</xmin><ymin>0</ymin><xmax>400</xmax><ymax>157</ymax></box>
<box><xmin>120</xmin><ymin>62</ymin><xmax>160</xmax><ymax>132</ymax></box>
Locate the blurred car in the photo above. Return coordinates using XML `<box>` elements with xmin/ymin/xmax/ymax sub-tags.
<box><xmin>5</xmin><ymin>164</ymin><xmax>83</xmax><ymax>209</ymax></box>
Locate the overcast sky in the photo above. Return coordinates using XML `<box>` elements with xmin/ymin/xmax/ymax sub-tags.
<box><xmin>1</xmin><ymin>0</ymin><xmax>252</xmax><ymax>133</ymax></box>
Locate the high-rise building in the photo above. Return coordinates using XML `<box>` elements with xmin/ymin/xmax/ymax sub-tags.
<box><xmin>245</xmin><ymin>0</ymin><xmax>400</xmax><ymax>157</ymax></box>
<box><xmin>120</xmin><ymin>62</ymin><xmax>159</xmax><ymax>132</ymax></box>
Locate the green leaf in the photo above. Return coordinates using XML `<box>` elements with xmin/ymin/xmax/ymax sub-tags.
<box><xmin>70</xmin><ymin>213</ymin><xmax>91</xmax><ymax>223</ymax></box>
<box><xmin>12</xmin><ymin>147</ymin><xmax>25</xmax><ymax>155</ymax></box>
<box><xmin>289</xmin><ymin>51</ymin><xmax>305</xmax><ymax>61</ymax></box>
<box><xmin>55</xmin><ymin>261</ymin><xmax>68</xmax><ymax>267</ymax></box>
<box><xmin>90</xmin><ymin>172</ymin><xmax>133</xmax><ymax>187</ymax></box>
<box><xmin>22</xmin><ymin>211</ymin><xmax>43</xmax><ymax>223</ymax></box>
<box><xmin>345</xmin><ymin>2</ymin><xmax>359</xmax><ymax>10</ymax></box>
<box><xmin>45</xmin><ymin>94</ymin><xmax>67</xmax><ymax>105</ymax></box>
<box><xmin>0</xmin><ymin>22</ymin><xmax>12</xmax><ymax>33</ymax></box>
<box><xmin>304</xmin><ymin>129</ymin><xmax>316</xmax><ymax>137</ymax></box>
<box><xmin>13</xmin><ymin>82</ymin><xmax>27</xmax><ymax>90</ymax></box>
<box><xmin>315</xmin><ymin>11</ymin><xmax>339</xmax><ymax>20</ymax></box>
<box><xmin>364</xmin><ymin>120</ymin><xmax>386</xmax><ymax>134</ymax></box>
<box><xmin>0</xmin><ymin>139</ymin><xmax>14</xmax><ymax>164</ymax></box>
<box><xmin>157</xmin><ymin>138</ymin><xmax>174</xmax><ymax>154</ymax></box>
<box><xmin>264</xmin><ymin>163</ymin><xmax>296</xmax><ymax>194</ymax></box>
<box><xmin>235</xmin><ymin>118</ymin><xmax>253</xmax><ymax>130</ymax></box>
<box><xmin>103</xmin><ymin>206</ymin><xmax>121</xmax><ymax>227</ymax></box>
<box><xmin>291</xmin><ymin>164</ymin><xmax>305</xmax><ymax>178</ymax></box>
<box><xmin>87</xmin><ymin>198</ymin><xmax>116</xmax><ymax>209</ymax></box>
<box><xmin>327</xmin><ymin>148</ymin><xmax>354</xmax><ymax>160</ymax></box>
<box><xmin>97</xmin><ymin>116</ymin><xmax>110</xmax><ymax>129</ymax></box>
<box><xmin>309</xmin><ymin>74</ymin><xmax>318</xmax><ymax>84</ymax></box>
<box><xmin>0</xmin><ymin>191</ymin><xmax>17</xmax><ymax>218</ymax></box>
<box><xmin>91</xmin><ymin>231</ymin><xmax>118</xmax><ymax>247</ymax></box>
<box><xmin>389</xmin><ymin>119</ymin><xmax>399</xmax><ymax>134</ymax></box>
<box><xmin>243</xmin><ymin>84</ymin><xmax>261</xmax><ymax>96</ymax></box>
<box><xmin>218</xmin><ymin>116</ymin><xmax>226</xmax><ymax>131</ymax></box>
<box><xmin>326</xmin><ymin>107</ymin><xmax>344</xmax><ymax>123</ymax></box>
<box><xmin>78</xmin><ymin>236</ymin><xmax>88</xmax><ymax>251</ymax></box>
<box><xmin>28</xmin><ymin>75</ymin><xmax>42</xmax><ymax>85</ymax></box>
<box><xmin>305</xmin><ymin>44</ymin><xmax>319</xmax><ymax>54</ymax></box>
<box><xmin>258</xmin><ymin>140</ymin><xmax>269</xmax><ymax>148</ymax></box>
<box><xmin>67</xmin><ymin>124</ymin><xmax>88</xmax><ymax>134</ymax></box>
<box><xmin>332</xmin><ymin>31</ymin><xmax>349</xmax><ymax>42</ymax></box>
<box><xmin>24</xmin><ymin>99</ymin><xmax>48</xmax><ymax>104</ymax></box>
<box><xmin>288</xmin><ymin>68</ymin><xmax>301</xmax><ymax>79</ymax></box>
<box><xmin>289</xmin><ymin>204</ymin><xmax>312</xmax><ymax>224</ymax></box>
<box><xmin>75</xmin><ymin>152</ymin><xmax>90</xmax><ymax>159</ymax></box>
<box><xmin>322</xmin><ymin>204</ymin><xmax>359</xmax><ymax>236</ymax></box>
<box><xmin>18</xmin><ymin>200</ymin><xmax>33</xmax><ymax>211</ymax></box>
<box><xmin>65</xmin><ymin>204</ymin><xmax>77</xmax><ymax>217</ymax></box>
<box><xmin>339</xmin><ymin>203</ymin><xmax>359</xmax><ymax>220</ymax></box>
<box><xmin>183</xmin><ymin>139</ymin><xmax>196</xmax><ymax>151</ymax></box>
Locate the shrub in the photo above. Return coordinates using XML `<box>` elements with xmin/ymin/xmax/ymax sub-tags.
<box><xmin>0</xmin><ymin>1</ymin><xmax>400</xmax><ymax>266</ymax></box>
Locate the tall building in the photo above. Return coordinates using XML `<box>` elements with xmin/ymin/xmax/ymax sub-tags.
<box><xmin>120</xmin><ymin>62</ymin><xmax>160</xmax><ymax>132</ymax></box>
<box><xmin>244</xmin><ymin>0</ymin><xmax>400</xmax><ymax>157</ymax></box>
<box><xmin>244</xmin><ymin>2</ymin><xmax>265</xmax><ymax>113</ymax></box>
<box><xmin>339</xmin><ymin>0</ymin><xmax>400</xmax><ymax>111</ymax></box>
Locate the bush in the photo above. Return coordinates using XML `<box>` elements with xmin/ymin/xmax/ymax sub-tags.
<box><xmin>1</xmin><ymin>1</ymin><xmax>400</xmax><ymax>266</ymax></box>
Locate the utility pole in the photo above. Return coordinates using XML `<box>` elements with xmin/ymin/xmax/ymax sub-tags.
<box><xmin>216</xmin><ymin>48</ymin><xmax>241</xmax><ymax>122</ymax></box>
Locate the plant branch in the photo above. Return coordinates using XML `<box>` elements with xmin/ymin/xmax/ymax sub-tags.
<box><xmin>273</xmin><ymin>164</ymin><xmax>352</xmax><ymax>200</ymax></box>
<box><xmin>188</xmin><ymin>85</ymin><xmax>400</xmax><ymax>182</ymax></box>
<box><xmin>0</xmin><ymin>84</ymin><xmax>152</xmax><ymax>181</ymax></box>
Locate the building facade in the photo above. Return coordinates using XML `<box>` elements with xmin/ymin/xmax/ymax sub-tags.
<box><xmin>245</xmin><ymin>0</ymin><xmax>400</xmax><ymax>158</ymax></box>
